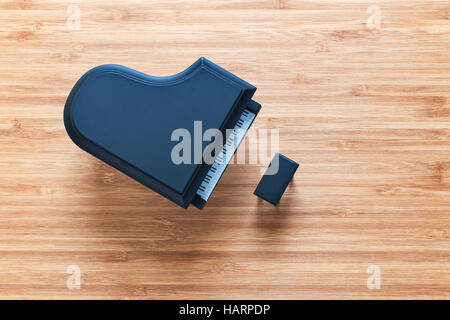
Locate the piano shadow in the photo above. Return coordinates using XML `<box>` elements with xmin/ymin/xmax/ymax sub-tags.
<box><xmin>72</xmin><ymin>159</ymin><xmax>303</xmax><ymax>285</ymax></box>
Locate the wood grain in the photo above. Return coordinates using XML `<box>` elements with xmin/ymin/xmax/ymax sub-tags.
<box><xmin>0</xmin><ymin>0</ymin><xmax>449</xmax><ymax>299</ymax></box>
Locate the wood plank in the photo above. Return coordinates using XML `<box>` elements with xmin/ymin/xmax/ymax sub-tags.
<box><xmin>0</xmin><ymin>0</ymin><xmax>448</xmax><ymax>299</ymax></box>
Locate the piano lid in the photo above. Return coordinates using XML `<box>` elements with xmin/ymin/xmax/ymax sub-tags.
<box><xmin>64</xmin><ymin>58</ymin><xmax>259</xmax><ymax>208</ymax></box>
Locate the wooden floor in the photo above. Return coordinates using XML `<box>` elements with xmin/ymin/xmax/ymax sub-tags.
<box><xmin>0</xmin><ymin>0</ymin><xmax>449</xmax><ymax>299</ymax></box>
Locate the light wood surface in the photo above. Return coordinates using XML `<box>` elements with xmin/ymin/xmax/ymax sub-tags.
<box><xmin>0</xmin><ymin>0</ymin><xmax>449</xmax><ymax>299</ymax></box>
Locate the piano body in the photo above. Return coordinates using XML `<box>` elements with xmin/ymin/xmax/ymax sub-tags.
<box><xmin>64</xmin><ymin>57</ymin><xmax>261</xmax><ymax>209</ymax></box>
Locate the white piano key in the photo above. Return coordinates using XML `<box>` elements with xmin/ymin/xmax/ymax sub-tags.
<box><xmin>196</xmin><ymin>109</ymin><xmax>256</xmax><ymax>201</ymax></box>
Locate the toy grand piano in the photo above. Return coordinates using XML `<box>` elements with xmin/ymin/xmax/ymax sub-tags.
<box><xmin>64</xmin><ymin>57</ymin><xmax>261</xmax><ymax>209</ymax></box>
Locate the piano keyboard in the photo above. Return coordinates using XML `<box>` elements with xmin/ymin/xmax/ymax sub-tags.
<box><xmin>196</xmin><ymin>109</ymin><xmax>256</xmax><ymax>201</ymax></box>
